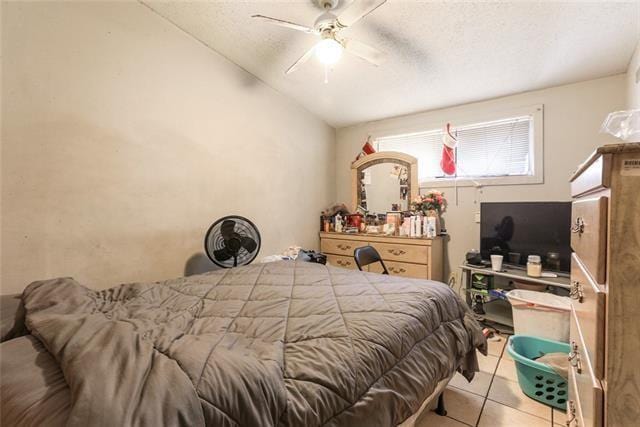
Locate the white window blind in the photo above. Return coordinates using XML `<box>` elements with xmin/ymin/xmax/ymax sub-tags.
<box><xmin>375</xmin><ymin>116</ymin><xmax>534</xmax><ymax>182</ymax></box>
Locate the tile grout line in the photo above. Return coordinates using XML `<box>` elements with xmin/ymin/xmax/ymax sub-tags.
<box><xmin>448</xmin><ymin>337</ymin><xmax>555</xmax><ymax>426</ymax></box>
<box><xmin>482</xmin><ymin>396</ymin><xmax>556</xmax><ymax>424</ymax></box>
<box><xmin>444</xmin><ymin>414</ymin><xmax>474</xmax><ymax>427</ymax></box>
<box><xmin>474</xmin><ymin>338</ymin><xmax>508</xmax><ymax>427</ymax></box>
<box><xmin>500</xmin><ymin>337</ymin><xmax>555</xmax><ymax>425</ymax></box>
<box><xmin>443</xmin><ymin>406</ymin><xmax>475</xmax><ymax>427</ymax></box>
<box><xmin>481</xmin><ymin>337</ymin><xmax>555</xmax><ymax>426</ymax></box>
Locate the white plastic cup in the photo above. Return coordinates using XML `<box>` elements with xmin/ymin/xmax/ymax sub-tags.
<box><xmin>490</xmin><ymin>255</ymin><xmax>504</xmax><ymax>271</ymax></box>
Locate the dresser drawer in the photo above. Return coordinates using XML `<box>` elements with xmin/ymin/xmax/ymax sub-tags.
<box><xmin>369</xmin><ymin>260</ymin><xmax>428</xmax><ymax>279</ymax></box>
<box><xmin>321</xmin><ymin>239</ymin><xmax>358</xmax><ymax>256</ymax></box>
<box><xmin>571</xmin><ymin>154</ymin><xmax>611</xmax><ymax>197</ymax></box>
<box><xmin>569</xmin><ymin>309</ymin><xmax>603</xmax><ymax>427</ymax></box>
<box><xmin>570</xmin><ymin>197</ymin><xmax>608</xmax><ymax>284</ymax></box>
<box><xmin>570</xmin><ymin>254</ymin><xmax>605</xmax><ymax>378</ymax></box>
<box><xmin>326</xmin><ymin>254</ymin><xmax>357</xmax><ymax>270</ymax></box>
<box><xmin>369</xmin><ymin>242</ymin><xmax>427</xmax><ymax>264</ymax></box>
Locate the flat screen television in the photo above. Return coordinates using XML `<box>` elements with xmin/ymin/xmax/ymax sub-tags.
<box><xmin>480</xmin><ymin>202</ymin><xmax>572</xmax><ymax>273</ymax></box>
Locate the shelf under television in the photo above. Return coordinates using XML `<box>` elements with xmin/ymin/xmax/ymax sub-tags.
<box><xmin>459</xmin><ymin>263</ymin><xmax>571</xmax><ymax>289</ymax></box>
<box><xmin>475</xmin><ymin>299</ymin><xmax>515</xmax><ymax>335</ymax></box>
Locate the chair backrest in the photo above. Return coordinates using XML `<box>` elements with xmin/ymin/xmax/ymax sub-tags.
<box><xmin>353</xmin><ymin>245</ymin><xmax>389</xmax><ymax>274</ymax></box>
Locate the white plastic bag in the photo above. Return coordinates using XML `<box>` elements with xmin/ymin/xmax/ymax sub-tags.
<box><xmin>600</xmin><ymin>109</ymin><xmax>640</xmax><ymax>142</ymax></box>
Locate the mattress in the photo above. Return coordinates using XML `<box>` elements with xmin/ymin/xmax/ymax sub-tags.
<box><xmin>0</xmin><ymin>260</ymin><xmax>485</xmax><ymax>426</ymax></box>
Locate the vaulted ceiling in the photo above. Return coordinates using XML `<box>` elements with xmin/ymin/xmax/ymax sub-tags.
<box><xmin>144</xmin><ymin>0</ymin><xmax>640</xmax><ymax>127</ymax></box>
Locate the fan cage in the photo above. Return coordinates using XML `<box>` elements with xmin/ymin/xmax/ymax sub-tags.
<box><xmin>204</xmin><ymin>216</ymin><xmax>261</xmax><ymax>268</ymax></box>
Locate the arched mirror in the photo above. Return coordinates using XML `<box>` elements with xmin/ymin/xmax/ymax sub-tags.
<box><xmin>351</xmin><ymin>152</ymin><xmax>419</xmax><ymax>214</ymax></box>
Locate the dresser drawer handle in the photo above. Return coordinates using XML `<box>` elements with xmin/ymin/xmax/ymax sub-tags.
<box><xmin>387</xmin><ymin>249</ymin><xmax>406</xmax><ymax>256</ymax></box>
<box><xmin>566</xmin><ymin>400</ymin><xmax>576</xmax><ymax>427</ymax></box>
<box><xmin>336</xmin><ymin>244</ymin><xmax>352</xmax><ymax>251</ymax></box>
<box><xmin>336</xmin><ymin>259</ymin><xmax>351</xmax><ymax>267</ymax></box>
<box><xmin>389</xmin><ymin>267</ymin><xmax>406</xmax><ymax>274</ymax></box>
<box><xmin>571</xmin><ymin>217</ymin><xmax>584</xmax><ymax>234</ymax></box>
<box><xmin>569</xmin><ymin>281</ymin><xmax>584</xmax><ymax>303</ymax></box>
<box><xmin>568</xmin><ymin>341</ymin><xmax>582</xmax><ymax>374</ymax></box>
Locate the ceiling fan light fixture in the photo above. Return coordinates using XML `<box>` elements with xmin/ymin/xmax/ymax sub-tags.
<box><xmin>315</xmin><ymin>38</ymin><xmax>343</xmax><ymax>65</ymax></box>
<box><xmin>252</xmin><ymin>0</ymin><xmax>388</xmax><ymax>75</ymax></box>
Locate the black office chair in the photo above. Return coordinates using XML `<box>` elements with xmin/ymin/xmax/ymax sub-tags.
<box><xmin>353</xmin><ymin>245</ymin><xmax>389</xmax><ymax>274</ymax></box>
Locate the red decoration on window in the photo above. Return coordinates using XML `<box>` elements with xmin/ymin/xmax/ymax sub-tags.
<box><xmin>362</xmin><ymin>137</ymin><xmax>376</xmax><ymax>155</ymax></box>
<box><xmin>440</xmin><ymin>123</ymin><xmax>457</xmax><ymax>175</ymax></box>
<box><xmin>355</xmin><ymin>136</ymin><xmax>377</xmax><ymax>161</ymax></box>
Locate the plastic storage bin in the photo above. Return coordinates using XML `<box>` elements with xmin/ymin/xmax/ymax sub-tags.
<box><xmin>506</xmin><ymin>289</ymin><xmax>571</xmax><ymax>342</ymax></box>
<box><xmin>507</xmin><ymin>335</ymin><xmax>570</xmax><ymax>410</ymax></box>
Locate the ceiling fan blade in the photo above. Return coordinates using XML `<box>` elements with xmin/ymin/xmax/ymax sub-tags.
<box><xmin>251</xmin><ymin>14</ymin><xmax>315</xmax><ymax>34</ymax></box>
<box><xmin>336</xmin><ymin>0</ymin><xmax>387</xmax><ymax>28</ymax></box>
<box><xmin>343</xmin><ymin>38</ymin><xmax>387</xmax><ymax>66</ymax></box>
<box><xmin>240</xmin><ymin>236</ymin><xmax>258</xmax><ymax>253</ymax></box>
<box><xmin>285</xmin><ymin>46</ymin><xmax>316</xmax><ymax>75</ymax></box>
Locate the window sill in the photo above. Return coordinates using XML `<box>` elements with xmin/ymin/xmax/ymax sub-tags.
<box><xmin>420</xmin><ymin>174</ymin><xmax>543</xmax><ymax>188</ymax></box>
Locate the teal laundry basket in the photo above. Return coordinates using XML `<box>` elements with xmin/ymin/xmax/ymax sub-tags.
<box><xmin>507</xmin><ymin>335</ymin><xmax>570</xmax><ymax>411</ymax></box>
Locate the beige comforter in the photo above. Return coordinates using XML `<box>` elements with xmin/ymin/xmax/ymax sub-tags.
<box><xmin>1</xmin><ymin>260</ymin><xmax>485</xmax><ymax>426</ymax></box>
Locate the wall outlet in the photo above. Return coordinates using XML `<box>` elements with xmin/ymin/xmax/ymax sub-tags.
<box><xmin>474</xmin><ymin>211</ymin><xmax>481</xmax><ymax>223</ymax></box>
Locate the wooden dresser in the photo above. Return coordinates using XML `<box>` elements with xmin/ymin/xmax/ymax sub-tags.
<box><xmin>319</xmin><ymin>232</ymin><xmax>443</xmax><ymax>282</ymax></box>
<box><xmin>566</xmin><ymin>143</ymin><xmax>640</xmax><ymax>427</ymax></box>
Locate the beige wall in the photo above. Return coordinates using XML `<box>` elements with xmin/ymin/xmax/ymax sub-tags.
<box><xmin>627</xmin><ymin>40</ymin><xmax>640</xmax><ymax>109</ymax></box>
<box><xmin>1</xmin><ymin>2</ymin><xmax>336</xmax><ymax>294</ymax></box>
<box><xmin>336</xmin><ymin>75</ymin><xmax>626</xmax><ymax>286</ymax></box>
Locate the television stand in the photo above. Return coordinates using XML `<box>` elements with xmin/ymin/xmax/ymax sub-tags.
<box><xmin>459</xmin><ymin>263</ymin><xmax>571</xmax><ymax>333</ymax></box>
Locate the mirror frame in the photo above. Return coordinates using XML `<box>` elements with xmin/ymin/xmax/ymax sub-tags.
<box><xmin>351</xmin><ymin>151</ymin><xmax>419</xmax><ymax>212</ymax></box>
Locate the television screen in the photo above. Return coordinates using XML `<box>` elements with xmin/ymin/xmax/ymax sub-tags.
<box><xmin>480</xmin><ymin>202</ymin><xmax>572</xmax><ymax>273</ymax></box>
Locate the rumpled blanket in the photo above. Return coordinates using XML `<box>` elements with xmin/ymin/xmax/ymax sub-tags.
<box><xmin>18</xmin><ymin>260</ymin><xmax>485</xmax><ymax>426</ymax></box>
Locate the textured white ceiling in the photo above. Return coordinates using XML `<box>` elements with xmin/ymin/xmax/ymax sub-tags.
<box><xmin>143</xmin><ymin>1</ymin><xmax>640</xmax><ymax>127</ymax></box>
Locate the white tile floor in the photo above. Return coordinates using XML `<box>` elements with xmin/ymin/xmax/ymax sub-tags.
<box><xmin>417</xmin><ymin>335</ymin><xmax>566</xmax><ymax>427</ymax></box>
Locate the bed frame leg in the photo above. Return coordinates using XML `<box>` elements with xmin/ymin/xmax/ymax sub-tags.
<box><xmin>435</xmin><ymin>392</ymin><xmax>447</xmax><ymax>416</ymax></box>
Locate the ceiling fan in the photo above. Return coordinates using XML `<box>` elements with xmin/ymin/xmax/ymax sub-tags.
<box><xmin>252</xmin><ymin>0</ymin><xmax>388</xmax><ymax>77</ymax></box>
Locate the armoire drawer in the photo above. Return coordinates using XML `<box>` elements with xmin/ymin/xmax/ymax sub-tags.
<box><xmin>369</xmin><ymin>260</ymin><xmax>428</xmax><ymax>279</ymax></box>
<box><xmin>326</xmin><ymin>254</ymin><xmax>357</xmax><ymax>270</ymax></box>
<box><xmin>321</xmin><ymin>239</ymin><xmax>358</xmax><ymax>257</ymax></box>
<box><xmin>570</xmin><ymin>197</ymin><xmax>608</xmax><ymax>284</ymax></box>
<box><xmin>369</xmin><ymin>242</ymin><xmax>427</xmax><ymax>264</ymax></box>
<box><xmin>569</xmin><ymin>309</ymin><xmax>603</xmax><ymax>427</ymax></box>
<box><xmin>570</xmin><ymin>254</ymin><xmax>606</xmax><ymax>378</ymax></box>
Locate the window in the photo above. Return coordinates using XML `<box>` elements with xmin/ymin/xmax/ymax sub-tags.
<box><xmin>374</xmin><ymin>107</ymin><xmax>542</xmax><ymax>186</ymax></box>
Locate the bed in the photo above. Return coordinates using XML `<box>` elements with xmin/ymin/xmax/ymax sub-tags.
<box><xmin>0</xmin><ymin>260</ymin><xmax>485</xmax><ymax>426</ymax></box>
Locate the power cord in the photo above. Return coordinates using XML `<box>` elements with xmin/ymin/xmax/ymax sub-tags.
<box><xmin>447</xmin><ymin>273</ymin><xmax>456</xmax><ymax>289</ymax></box>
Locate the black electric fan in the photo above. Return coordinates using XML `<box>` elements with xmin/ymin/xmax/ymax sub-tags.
<box><xmin>204</xmin><ymin>216</ymin><xmax>261</xmax><ymax>268</ymax></box>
